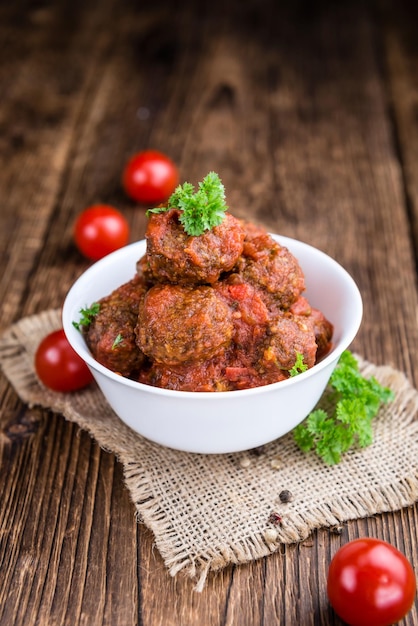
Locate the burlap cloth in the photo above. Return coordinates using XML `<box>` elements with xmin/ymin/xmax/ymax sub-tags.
<box><xmin>1</xmin><ymin>309</ymin><xmax>418</xmax><ymax>590</ymax></box>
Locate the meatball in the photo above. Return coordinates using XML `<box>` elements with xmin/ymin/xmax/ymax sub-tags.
<box><xmin>310</xmin><ymin>307</ymin><xmax>334</xmax><ymax>360</ymax></box>
<box><xmin>135</xmin><ymin>254</ymin><xmax>154</xmax><ymax>286</ymax></box>
<box><xmin>139</xmin><ymin>355</ymin><xmax>230</xmax><ymax>392</ymax></box>
<box><xmin>84</xmin><ymin>275</ymin><xmax>146</xmax><ymax>377</ymax></box>
<box><xmin>235</xmin><ymin>224</ymin><xmax>305</xmax><ymax>310</ymax></box>
<box><xmin>223</xmin><ymin>359</ymin><xmax>288</xmax><ymax>390</ymax></box>
<box><xmin>214</xmin><ymin>279</ymin><xmax>269</xmax><ymax>359</ymax></box>
<box><xmin>289</xmin><ymin>297</ymin><xmax>334</xmax><ymax>361</ymax></box>
<box><xmin>262</xmin><ymin>313</ymin><xmax>318</xmax><ymax>372</ymax></box>
<box><xmin>137</xmin><ymin>284</ymin><xmax>234</xmax><ymax>365</ymax></box>
<box><xmin>145</xmin><ymin>209</ymin><xmax>245</xmax><ymax>284</ymax></box>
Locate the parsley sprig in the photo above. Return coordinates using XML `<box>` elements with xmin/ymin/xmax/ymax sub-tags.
<box><xmin>72</xmin><ymin>303</ymin><xmax>100</xmax><ymax>331</ymax></box>
<box><xmin>289</xmin><ymin>352</ymin><xmax>308</xmax><ymax>377</ymax></box>
<box><xmin>147</xmin><ymin>171</ymin><xmax>228</xmax><ymax>236</ymax></box>
<box><xmin>293</xmin><ymin>350</ymin><xmax>394</xmax><ymax>465</ymax></box>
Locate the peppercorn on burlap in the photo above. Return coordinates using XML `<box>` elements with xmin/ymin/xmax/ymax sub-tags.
<box><xmin>1</xmin><ymin>309</ymin><xmax>418</xmax><ymax>591</ymax></box>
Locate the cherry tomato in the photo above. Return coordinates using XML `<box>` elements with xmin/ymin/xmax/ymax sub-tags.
<box><xmin>327</xmin><ymin>538</ymin><xmax>416</xmax><ymax>626</ymax></box>
<box><xmin>35</xmin><ymin>329</ymin><xmax>93</xmax><ymax>392</ymax></box>
<box><xmin>122</xmin><ymin>149</ymin><xmax>178</xmax><ymax>205</ymax></box>
<box><xmin>74</xmin><ymin>204</ymin><xmax>130</xmax><ymax>261</ymax></box>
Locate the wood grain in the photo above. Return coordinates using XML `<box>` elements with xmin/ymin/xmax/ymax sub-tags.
<box><xmin>1</xmin><ymin>0</ymin><xmax>418</xmax><ymax>624</ymax></box>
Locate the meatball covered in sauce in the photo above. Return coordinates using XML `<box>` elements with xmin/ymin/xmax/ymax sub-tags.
<box><xmin>262</xmin><ymin>314</ymin><xmax>318</xmax><ymax>372</ymax></box>
<box><xmin>234</xmin><ymin>224</ymin><xmax>305</xmax><ymax>311</ymax></box>
<box><xmin>146</xmin><ymin>209</ymin><xmax>245</xmax><ymax>284</ymax></box>
<box><xmin>137</xmin><ymin>284</ymin><xmax>234</xmax><ymax>365</ymax></box>
<box><xmin>139</xmin><ymin>355</ymin><xmax>229</xmax><ymax>392</ymax></box>
<box><xmin>289</xmin><ymin>296</ymin><xmax>334</xmax><ymax>360</ymax></box>
<box><xmin>84</xmin><ymin>275</ymin><xmax>146</xmax><ymax>377</ymax></box>
<box><xmin>309</xmin><ymin>308</ymin><xmax>334</xmax><ymax>360</ymax></box>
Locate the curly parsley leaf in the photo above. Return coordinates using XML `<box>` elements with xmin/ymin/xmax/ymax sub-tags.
<box><xmin>147</xmin><ymin>171</ymin><xmax>228</xmax><ymax>236</ymax></box>
<box><xmin>72</xmin><ymin>303</ymin><xmax>100</xmax><ymax>331</ymax></box>
<box><xmin>293</xmin><ymin>350</ymin><xmax>394</xmax><ymax>465</ymax></box>
<box><xmin>289</xmin><ymin>352</ymin><xmax>308</xmax><ymax>377</ymax></box>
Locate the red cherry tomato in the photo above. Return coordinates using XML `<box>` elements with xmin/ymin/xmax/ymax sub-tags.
<box><xmin>74</xmin><ymin>204</ymin><xmax>130</xmax><ymax>261</ymax></box>
<box><xmin>35</xmin><ymin>329</ymin><xmax>93</xmax><ymax>392</ymax></box>
<box><xmin>327</xmin><ymin>538</ymin><xmax>416</xmax><ymax>626</ymax></box>
<box><xmin>122</xmin><ymin>149</ymin><xmax>179</xmax><ymax>205</ymax></box>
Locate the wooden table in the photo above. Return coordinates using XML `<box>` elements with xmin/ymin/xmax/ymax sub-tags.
<box><xmin>1</xmin><ymin>0</ymin><xmax>417</xmax><ymax>624</ymax></box>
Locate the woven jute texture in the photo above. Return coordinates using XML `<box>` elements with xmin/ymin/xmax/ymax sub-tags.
<box><xmin>1</xmin><ymin>309</ymin><xmax>418</xmax><ymax>590</ymax></box>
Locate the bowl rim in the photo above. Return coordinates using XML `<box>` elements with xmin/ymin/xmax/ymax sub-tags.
<box><xmin>62</xmin><ymin>234</ymin><xmax>363</xmax><ymax>399</ymax></box>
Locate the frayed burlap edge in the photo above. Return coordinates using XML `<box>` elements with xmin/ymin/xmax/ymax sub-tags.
<box><xmin>1</xmin><ymin>309</ymin><xmax>418</xmax><ymax>591</ymax></box>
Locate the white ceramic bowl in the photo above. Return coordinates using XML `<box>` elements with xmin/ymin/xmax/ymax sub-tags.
<box><xmin>62</xmin><ymin>235</ymin><xmax>363</xmax><ymax>454</ymax></box>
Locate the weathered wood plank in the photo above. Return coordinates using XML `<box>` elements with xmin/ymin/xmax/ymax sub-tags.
<box><xmin>1</xmin><ymin>0</ymin><xmax>418</xmax><ymax>624</ymax></box>
<box><xmin>377</xmin><ymin>0</ymin><xmax>418</xmax><ymax>257</ymax></box>
<box><xmin>0</xmin><ymin>0</ymin><xmax>119</xmax><ymax>325</ymax></box>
